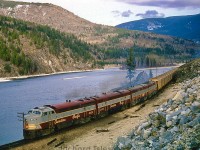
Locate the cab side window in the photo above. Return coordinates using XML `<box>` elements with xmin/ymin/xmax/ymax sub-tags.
<box><xmin>43</xmin><ymin>112</ymin><xmax>48</xmax><ymax>116</ymax></box>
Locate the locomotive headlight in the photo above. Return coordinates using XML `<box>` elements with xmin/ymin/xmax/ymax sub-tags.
<box><xmin>30</xmin><ymin>118</ymin><xmax>36</xmax><ymax>121</ymax></box>
<box><xmin>25</xmin><ymin>124</ymin><xmax>41</xmax><ymax>130</ymax></box>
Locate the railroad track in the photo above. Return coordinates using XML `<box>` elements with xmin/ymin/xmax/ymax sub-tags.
<box><xmin>0</xmin><ymin>122</ymin><xmax>96</xmax><ymax>150</ymax></box>
<box><xmin>0</xmin><ymin>139</ymin><xmax>26</xmax><ymax>150</ymax></box>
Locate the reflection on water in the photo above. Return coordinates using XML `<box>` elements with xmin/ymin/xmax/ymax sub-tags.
<box><xmin>0</xmin><ymin>67</ymin><xmax>172</xmax><ymax>145</ymax></box>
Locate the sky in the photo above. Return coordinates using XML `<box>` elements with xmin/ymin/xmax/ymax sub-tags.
<box><xmin>13</xmin><ymin>0</ymin><xmax>200</xmax><ymax>26</ymax></box>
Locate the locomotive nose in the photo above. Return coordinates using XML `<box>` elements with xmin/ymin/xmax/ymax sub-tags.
<box><xmin>24</xmin><ymin>123</ymin><xmax>42</xmax><ymax>130</ymax></box>
<box><xmin>24</xmin><ymin>117</ymin><xmax>41</xmax><ymax>130</ymax></box>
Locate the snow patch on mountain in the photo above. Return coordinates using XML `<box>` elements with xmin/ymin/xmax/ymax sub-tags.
<box><xmin>147</xmin><ymin>22</ymin><xmax>163</xmax><ymax>31</ymax></box>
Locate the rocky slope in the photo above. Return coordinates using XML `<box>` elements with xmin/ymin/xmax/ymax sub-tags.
<box><xmin>115</xmin><ymin>76</ymin><xmax>200</xmax><ymax>149</ymax></box>
<box><xmin>114</xmin><ymin>59</ymin><xmax>200</xmax><ymax>149</ymax></box>
<box><xmin>116</xmin><ymin>14</ymin><xmax>200</xmax><ymax>43</ymax></box>
<box><xmin>174</xmin><ymin>58</ymin><xmax>200</xmax><ymax>82</ymax></box>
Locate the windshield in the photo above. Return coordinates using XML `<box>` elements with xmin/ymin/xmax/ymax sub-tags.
<box><xmin>28</xmin><ymin>110</ymin><xmax>33</xmax><ymax>114</ymax></box>
<box><xmin>28</xmin><ymin>110</ymin><xmax>41</xmax><ymax>115</ymax></box>
<box><xmin>33</xmin><ymin>111</ymin><xmax>41</xmax><ymax>115</ymax></box>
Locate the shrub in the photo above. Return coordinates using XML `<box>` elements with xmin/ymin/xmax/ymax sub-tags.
<box><xmin>4</xmin><ymin>63</ymin><xmax>11</xmax><ymax>73</ymax></box>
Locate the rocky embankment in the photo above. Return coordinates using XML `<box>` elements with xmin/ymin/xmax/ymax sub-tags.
<box><xmin>114</xmin><ymin>76</ymin><xmax>200</xmax><ymax>150</ymax></box>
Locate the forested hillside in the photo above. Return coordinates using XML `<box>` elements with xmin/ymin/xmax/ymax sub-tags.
<box><xmin>0</xmin><ymin>16</ymin><xmax>96</xmax><ymax>77</ymax></box>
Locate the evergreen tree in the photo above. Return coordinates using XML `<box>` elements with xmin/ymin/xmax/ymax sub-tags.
<box><xmin>126</xmin><ymin>48</ymin><xmax>135</xmax><ymax>86</ymax></box>
<box><xmin>145</xmin><ymin>56</ymin><xmax>150</xmax><ymax>67</ymax></box>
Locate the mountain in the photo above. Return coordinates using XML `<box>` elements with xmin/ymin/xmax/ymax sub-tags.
<box><xmin>116</xmin><ymin>14</ymin><xmax>200</xmax><ymax>42</ymax></box>
<box><xmin>0</xmin><ymin>0</ymin><xmax>114</xmax><ymax>45</ymax></box>
<box><xmin>0</xmin><ymin>1</ymin><xmax>199</xmax><ymax>77</ymax></box>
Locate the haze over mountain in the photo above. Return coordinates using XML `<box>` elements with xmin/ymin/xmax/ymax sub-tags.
<box><xmin>0</xmin><ymin>0</ymin><xmax>199</xmax><ymax>77</ymax></box>
<box><xmin>116</xmin><ymin>14</ymin><xmax>200</xmax><ymax>42</ymax></box>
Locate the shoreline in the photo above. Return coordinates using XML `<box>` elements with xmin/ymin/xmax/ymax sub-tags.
<box><xmin>0</xmin><ymin>65</ymin><xmax>180</xmax><ymax>83</ymax></box>
<box><xmin>0</xmin><ymin>69</ymin><xmax>103</xmax><ymax>83</ymax></box>
<box><xmin>135</xmin><ymin>65</ymin><xmax>178</xmax><ymax>71</ymax></box>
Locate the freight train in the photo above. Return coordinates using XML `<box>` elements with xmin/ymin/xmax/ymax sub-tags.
<box><xmin>23</xmin><ymin>68</ymin><xmax>177</xmax><ymax>139</ymax></box>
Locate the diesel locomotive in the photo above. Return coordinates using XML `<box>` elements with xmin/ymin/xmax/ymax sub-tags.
<box><xmin>23</xmin><ymin>68</ymin><xmax>177</xmax><ymax>139</ymax></box>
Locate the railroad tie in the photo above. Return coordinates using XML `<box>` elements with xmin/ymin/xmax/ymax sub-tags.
<box><xmin>55</xmin><ymin>141</ymin><xmax>64</xmax><ymax>148</ymax></box>
<box><xmin>47</xmin><ymin>138</ymin><xmax>57</xmax><ymax>145</ymax></box>
<box><xmin>96</xmin><ymin>129</ymin><xmax>109</xmax><ymax>133</ymax></box>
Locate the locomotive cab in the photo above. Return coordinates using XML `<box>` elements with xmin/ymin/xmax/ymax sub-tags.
<box><xmin>24</xmin><ymin>109</ymin><xmax>43</xmax><ymax>130</ymax></box>
<box><xmin>23</xmin><ymin>106</ymin><xmax>56</xmax><ymax>139</ymax></box>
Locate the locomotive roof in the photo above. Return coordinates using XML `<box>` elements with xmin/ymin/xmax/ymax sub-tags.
<box><xmin>32</xmin><ymin>106</ymin><xmax>54</xmax><ymax>112</ymax></box>
<box><xmin>45</xmin><ymin>82</ymin><xmax>155</xmax><ymax>113</ymax></box>
<box><xmin>50</xmin><ymin>101</ymin><xmax>80</xmax><ymax>112</ymax></box>
<box><xmin>129</xmin><ymin>84</ymin><xmax>146</xmax><ymax>91</ymax></box>
<box><xmin>49</xmin><ymin>98</ymin><xmax>96</xmax><ymax>113</ymax></box>
<box><xmin>115</xmin><ymin>89</ymin><xmax>131</xmax><ymax>94</ymax></box>
<box><xmin>91</xmin><ymin>91</ymin><xmax>122</xmax><ymax>102</ymax></box>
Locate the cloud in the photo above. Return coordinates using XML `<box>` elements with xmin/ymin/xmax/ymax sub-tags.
<box><xmin>112</xmin><ymin>10</ymin><xmax>133</xmax><ymax>17</ymax></box>
<box><xmin>121</xmin><ymin>10</ymin><xmax>133</xmax><ymax>17</ymax></box>
<box><xmin>111</xmin><ymin>10</ymin><xmax>121</xmax><ymax>17</ymax></box>
<box><xmin>116</xmin><ymin>0</ymin><xmax>200</xmax><ymax>9</ymax></box>
<box><xmin>136</xmin><ymin>10</ymin><xmax>165</xmax><ymax>19</ymax></box>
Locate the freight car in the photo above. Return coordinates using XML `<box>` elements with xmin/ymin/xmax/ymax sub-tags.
<box><xmin>150</xmin><ymin>69</ymin><xmax>177</xmax><ymax>90</ymax></box>
<box><xmin>23</xmin><ymin>68</ymin><xmax>177</xmax><ymax>139</ymax></box>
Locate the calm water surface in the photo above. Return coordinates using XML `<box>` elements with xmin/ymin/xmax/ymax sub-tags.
<box><xmin>0</xmin><ymin>67</ymin><xmax>172</xmax><ymax>145</ymax></box>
